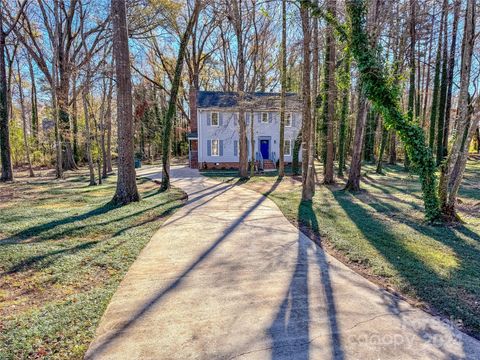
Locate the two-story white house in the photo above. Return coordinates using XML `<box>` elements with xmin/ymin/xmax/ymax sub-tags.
<box><xmin>188</xmin><ymin>91</ymin><xmax>303</xmax><ymax>170</ymax></box>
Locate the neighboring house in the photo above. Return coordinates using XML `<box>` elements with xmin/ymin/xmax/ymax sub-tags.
<box><xmin>188</xmin><ymin>91</ymin><xmax>303</xmax><ymax>170</ymax></box>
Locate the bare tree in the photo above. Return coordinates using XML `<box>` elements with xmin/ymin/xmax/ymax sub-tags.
<box><xmin>438</xmin><ymin>0</ymin><xmax>476</xmax><ymax>220</ymax></box>
<box><xmin>16</xmin><ymin>54</ymin><xmax>34</xmax><ymax>177</ymax></box>
<box><xmin>0</xmin><ymin>0</ymin><xmax>27</xmax><ymax>181</ymax></box>
<box><xmin>161</xmin><ymin>0</ymin><xmax>201</xmax><ymax>190</ymax></box>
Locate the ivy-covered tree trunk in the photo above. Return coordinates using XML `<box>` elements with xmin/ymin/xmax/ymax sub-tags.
<box><xmin>363</xmin><ymin>108</ymin><xmax>376</xmax><ymax>163</ymax></box>
<box><xmin>376</xmin><ymin>124</ymin><xmax>388</xmax><ymax>174</ymax></box>
<box><xmin>161</xmin><ymin>1</ymin><xmax>200</xmax><ymax>190</ymax></box>
<box><xmin>345</xmin><ymin>0</ymin><xmax>441</xmax><ymax>220</ymax></box>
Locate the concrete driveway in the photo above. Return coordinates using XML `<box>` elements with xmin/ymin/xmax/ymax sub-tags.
<box><xmin>85</xmin><ymin>166</ymin><xmax>480</xmax><ymax>359</ymax></box>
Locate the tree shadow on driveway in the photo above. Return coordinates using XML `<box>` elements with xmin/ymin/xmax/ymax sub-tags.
<box><xmin>86</xmin><ymin>178</ymin><xmax>282</xmax><ymax>359</ymax></box>
<box><xmin>268</xmin><ymin>200</ymin><xmax>344</xmax><ymax>360</ymax></box>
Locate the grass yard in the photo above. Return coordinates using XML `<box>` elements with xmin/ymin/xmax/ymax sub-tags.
<box><xmin>207</xmin><ymin>160</ymin><xmax>480</xmax><ymax>338</ymax></box>
<box><xmin>0</xmin><ymin>173</ymin><xmax>186</xmax><ymax>359</ymax></box>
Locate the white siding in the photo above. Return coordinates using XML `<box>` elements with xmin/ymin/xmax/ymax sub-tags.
<box><xmin>198</xmin><ymin>109</ymin><xmax>302</xmax><ymax>164</ymax></box>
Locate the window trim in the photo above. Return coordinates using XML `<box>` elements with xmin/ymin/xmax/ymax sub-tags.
<box><xmin>211</xmin><ymin>139</ymin><xmax>220</xmax><ymax>156</ymax></box>
<box><xmin>284</xmin><ymin>139</ymin><xmax>292</xmax><ymax>156</ymax></box>
<box><xmin>261</xmin><ymin>112</ymin><xmax>269</xmax><ymax>123</ymax></box>
<box><xmin>211</xmin><ymin>112</ymin><xmax>219</xmax><ymax>126</ymax></box>
<box><xmin>285</xmin><ymin>112</ymin><xmax>292</xmax><ymax>127</ymax></box>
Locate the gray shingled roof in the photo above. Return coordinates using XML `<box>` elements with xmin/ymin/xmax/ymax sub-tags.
<box><xmin>197</xmin><ymin>91</ymin><xmax>301</xmax><ymax>109</ymax></box>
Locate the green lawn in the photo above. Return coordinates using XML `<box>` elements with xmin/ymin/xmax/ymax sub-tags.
<box><xmin>211</xmin><ymin>160</ymin><xmax>480</xmax><ymax>338</ymax></box>
<box><xmin>0</xmin><ymin>174</ymin><xmax>185</xmax><ymax>359</ymax></box>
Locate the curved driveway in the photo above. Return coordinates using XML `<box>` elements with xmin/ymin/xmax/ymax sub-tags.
<box><xmin>86</xmin><ymin>166</ymin><xmax>480</xmax><ymax>359</ymax></box>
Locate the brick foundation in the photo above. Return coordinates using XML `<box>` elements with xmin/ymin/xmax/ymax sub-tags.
<box><xmin>199</xmin><ymin>161</ymin><xmax>295</xmax><ymax>170</ymax></box>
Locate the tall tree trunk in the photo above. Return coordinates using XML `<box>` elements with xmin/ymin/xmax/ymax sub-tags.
<box><xmin>0</xmin><ymin>11</ymin><xmax>13</xmax><ymax>182</ymax></box>
<box><xmin>388</xmin><ymin>131</ymin><xmax>397</xmax><ymax>165</ymax></box>
<box><xmin>300</xmin><ymin>3</ymin><xmax>315</xmax><ymax>200</ymax></box>
<box><xmin>292</xmin><ymin>131</ymin><xmax>302</xmax><ymax>175</ymax></box>
<box><xmin>100</xmin><ymin>78</ymin><xmax>108</xmax><ymax>179</ymax></box>
<box><xmin>436</xmin><ymin>1</ymin><xmax>449</xmax><ymax>165</ymax></box>
<box><xmin>161</xmin><ymin>0</ymin><xmax>201</xmax><ymax>189</ymax></box>
<box><xmin>111</xmin><ymin>0</ymin><xmax>139</xmax><ymax>204</ymax></box>
<box><xmin>82</xmin><ymin>87</ymin><xmax>96</xmax><ymax>186</ymax></box>
<box><xmin>405</xmin><ymin>0</ymin><xmax>417</xmax><ymax>170</ymax></box>
<box><xmin>312</xmin><ymin>0</ymin><xmax>319</xmax><ymax>160</ymax></box>
<box><xmin>438</xmin><ymin>0</ymin><xmax>476</xmax><ymax>220</ymax></box>
<box><xmin>407</xmin><ymin>0</ymin><xmax>416</xmax><ymax>123</ymax></box>
<box><xmin>27</xmin><ymin>53</ymin><xmax>38</xmax><ymax>142</ymax></box>
<box><xmin>250</xmin><ymin>110</ymin><xmax>255</xmax><ymax>176</ymax></box>
<box><xmin>230</xmin><ymin>0</ymin><xmax>248</xmax><ymax>178</ymax></box>
<box><xmin>421</xmin><ymin>13</ymin><xmax>435</xmax><ymax>126</ymax></box>
<box><xmin>442</xmin><ymin>0</ymin><xmax>461</xmax><ymax>159</ymax></box>
<box><xmin>58</xmin><ymin>79</ymin><xmax>77</xmax><ymax>171</ymax></box>
<box><xmin>337</xmin><ymin>53</ymin><xmax>350</xmax><ymax>177</ymax></box>
<box><xmin>105</xmin><ymin>76</ymin><xmax>113</xmax><ymax>173</ymax></box>
<box><xmin>278</xmin><ymin>0</ymin><xmax>287</xmax><ymax>177</ymax></box>
<box><xmin>323</xmin><ymin>0</ymin><xmax>336</xmax><ymax>184</ymax></box>
<box><xmin>345</xmin><ymin>95</ymin><xmax>367</xmax><ymax>192</ymax></box>
<box><xmin>17</xmin><ymin>58</ymin><xmax>34</xmax><ymax>177</ymax></box>
<box><xmin>72</xmin><ymin>72</ymin><xmax>80</xmax><ymax>163</ymax></box>
<box><xmin>428</xmin><ymin>2</ymin><xmax>445</xmax><ymax>151</ymax></box>
<box><xmin>476</xmin><ymin>128</ymin><xmax>480</xmax><ymax>153</ymax></box>
<box><xmin>376</xmin><ymin>123</ymin><xmax>388</xmax><ymax>174</ymax></box>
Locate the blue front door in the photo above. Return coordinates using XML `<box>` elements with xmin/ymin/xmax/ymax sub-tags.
<box><xmin>260</xmin><ymin>139</ymin><xmax>269</xmax><ymax>159</ymax></box>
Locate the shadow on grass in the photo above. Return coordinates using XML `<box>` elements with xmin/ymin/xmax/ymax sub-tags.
<box><xmin>0</xmin><ymin>202</ymin><xmax>118</xmax><ymax>245</ymax></box>
<box><xmin>330</xmin><ymin>188</ymin><xmax>480</xmax><ymax>337</ymax></box>
<box><xmin>2</xmin><ymin>240</ymin><xmax>100</xmax><ymax>275</ymax></box>
<box><xmin>1</xmin><ymin>191</ymin><xmax>186</xmax><ymax>246</ymax></box>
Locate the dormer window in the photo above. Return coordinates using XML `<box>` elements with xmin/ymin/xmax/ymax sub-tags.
<box><xmin>211</xmin><ymin>112</ymin><xmax>219</xmax><ymax>126</ymax></box>
<box><xmin>262</xmin><ymin>112</ymin><xmax>268</xmax><ymax>123</ymax></box>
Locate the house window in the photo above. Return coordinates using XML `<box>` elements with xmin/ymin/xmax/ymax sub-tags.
<box><xmin>285</xmin><ymin>113</ymin><xmax>292</xmax><ymax>127</ymax></box>
<box><xmin>262</xmin><ymin>112</ymin><xmax>268</xmax><ymax>123</ymax></box>
<box><xmin>211</xmin><ymin>112</ymin><xmax>219</xmax><ymax>126</ymax></box>
<box><xmin>211</xmin><ymin>139</ymin><xmax>219</xmax><ymax>156</ymax></box>
<box><xmin>284</xmin><ymin>139</ymin><xmax>291</xmax><ymax>156</ymax></box>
